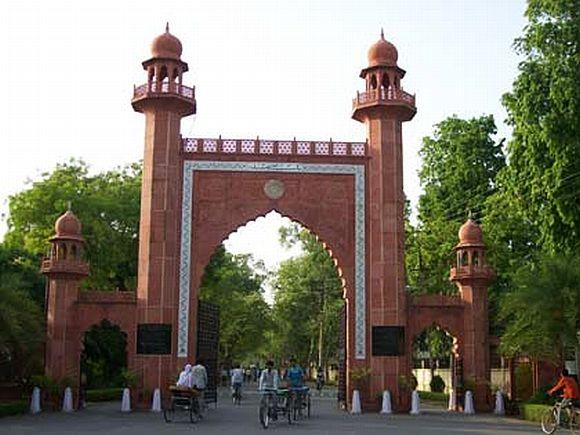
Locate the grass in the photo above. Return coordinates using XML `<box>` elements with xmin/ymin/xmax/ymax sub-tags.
<box><xmin>0</xmin><ymin>401</ymin><xmax>28</xmax><ymax>418</ymax></box>
<box><xmin>86</xmin><ymin>387</ymin><xmax>124</xmax><ymax>402</ymax></box>
<box><xmin>418</xmin><ymin>390</ymin><xmax>449</xmax><ymax>403</ymax></box>
<box><xmin>519</xmin><ymin>403</ymin><xmax>552</xmax><ymax>422</ymax></box>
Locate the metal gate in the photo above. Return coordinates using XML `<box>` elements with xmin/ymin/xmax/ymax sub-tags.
<box><xmin>197</xmin><ymin>300</ymin><xmax>219</xmax><ymax>405</ymax></box>
<box><xmin>337</xmin><ymin>303</ymin><xmax>347</xmax><ymax>405</ymax></box>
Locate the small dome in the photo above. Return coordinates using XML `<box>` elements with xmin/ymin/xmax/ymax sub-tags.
<box><xmin>458</xmin><ymin>218</ymin><xmax>483</xmax><ymax>245</ymax></box>
<box><xmin>367</xmin><ymin>30</ymin><xmax>398</xmax><ymax>67</ymax></box>
<box><xmin>55</xmin><ymin>210</ymin><xmax>82</xmax><ymax>238</ymax></box>
<box><xmin>151</xmin><ymin>24</ymin><xmax>182</xmax><ymax>60</ymax></box>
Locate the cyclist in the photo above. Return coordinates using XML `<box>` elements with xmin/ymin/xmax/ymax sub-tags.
<box><xmin>285</xmin><ymin>358</ymin><xmax>304</xmax><ymax>388</ymax></box>
<box><xmin>231</xmin><ymin>363</ymin><xmax>244</xmax><ymax>402</ymax></box>
<box><xmin>316</xmin><ymin>366</ymin><xmax>325</xmax><ymax>393</ymax></box>
<box><xmin>259</xmin><ymin>360</ymin><xmax>280</xmax><ymax>390</ymax></box>
<box><xmin>548</xmin><ymin>368</ymin><xmax>580</xmax><ymax>409</ymax></box>
<box><xmin>259</xmin><ymin>360</ymin><xmax>280</xmax><ymax>421</ymax></box>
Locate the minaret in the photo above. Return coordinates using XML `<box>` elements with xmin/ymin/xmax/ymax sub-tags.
<box><xmin>352</xmin><ymin>31</ymin><xmax>416</xmax><ymax>406</ymax></box>
<box><xmin>41</xmin><ymin>209</ymin><xmax>89</xmax><ymax>382</ymax></box>
<box><xmin>450</xmin><ymin>218</ymin><xmax>494</xmax><ymax>410</ymax></box>
<box><xmin>131</xmin><ymin>25</ymin><xmax>196</xmax><ymax>391</ymax></box>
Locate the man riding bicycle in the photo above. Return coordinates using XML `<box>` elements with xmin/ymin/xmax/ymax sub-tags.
<box><xmin>231</xmin><ymin>363</ymin><xmax>244</xmax><ymax>402</ymax></box>
<box><xmin>285</xmin><ymin>358</ymin><xmax>304</xmax><ymax>388</ymax></box>
<box><xmin>548</xmin><ymin>368</ymin><xmax>580</xmax><ymax>409</ymax></box>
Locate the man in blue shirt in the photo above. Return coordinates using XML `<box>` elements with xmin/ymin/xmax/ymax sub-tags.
<box><xmin>285</xmin><ymin>358</ymin><xmax>304</xmax><ymax>388</ymax></box>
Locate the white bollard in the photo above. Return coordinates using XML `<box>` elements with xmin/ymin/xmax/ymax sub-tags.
<box><xmin>62</xmin><ymin>387</ymin><xmax>73</xmax><ymax>412</ymax></box>
<box><xmin>494</xmin><ymin>390</ymin><xmax>505</xmax><ymax>415</ymax></box>
<box><xmin>380</xmin><ymin>390</ymin><xmax>392</xmax><ymax>414</ymax></box>
<box><xmin>121</xmin><ymin>388</ymin><xmax>131</xmax><ymax>412</ymax></box>
<box><xmin>410</xmin><ymin>390</ymin><xmax>420</xmax><ymax>415</ymax></box>
<box><xmin>151</xmin><ymin>388</ymin><xmax>161</xmax><ymax>412</ymax></box>
<box><xmin>350</xmin><ymin>389</ymin><xmax>362</xmax><ymax>414</ymax></box>
<box><xmin>464</xmin><ymin>390</ymin><xmax>475</xmax><ymax>414</ymax></box>
<box><xmin>30</xmin><ymin>387</ymin><xmax>41</xmax><ymax>414</ymax></box>
<box><xmin>448</xmin><ymin>388</ymin><xmax>457</xmax><ymax>411</ymax></box>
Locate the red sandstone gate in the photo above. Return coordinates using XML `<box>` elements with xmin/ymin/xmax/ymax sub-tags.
<box><xmin>42</xmin><ymin>27</ymin><xmax>495</xmax><ymax>411</ymax></box>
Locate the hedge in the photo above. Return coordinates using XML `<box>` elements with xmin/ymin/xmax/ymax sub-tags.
<box><xmin>418</xmin><ymin>391</ymin><xmax>449</xmax><ymax>403</ymax></box>
<box><xmin>0</xmin><ymin>401</ymin><xmax>28</xmax><ymax>418</ymax></box>
<box><xmin>520</xmin><ymin>403</ymin><xmax>551</xmax><ymax>422</ymax></box>
<box><xmin>86</xmin><ymin>388</ymin><xmax>124</xmax><ymax>402</ymax></box>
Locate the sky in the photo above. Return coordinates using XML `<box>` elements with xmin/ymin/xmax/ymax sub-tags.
<box><xmin>0</xmin><ymin>0</ymin><xmax>527</xmax><ymax>275</ymax></box>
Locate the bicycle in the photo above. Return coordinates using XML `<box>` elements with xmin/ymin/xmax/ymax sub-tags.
<box><xmin>540</xmin><ymin>399</ymin><xmax>579</xmax><ymax>434</ymax></box>
<box><xmin>258</xmin><ymin>388</ymin><xmax>293</xmax><ymax>429</ymax></box>
<box><xmin>232</xmin><ymin>383</ymin><xmax>242</xmax><ymax>405</ymax></box>
<box><xmin>290</xmin><ymin>386</ymin><xmax>311</xmax><ymax>420</ymax></box>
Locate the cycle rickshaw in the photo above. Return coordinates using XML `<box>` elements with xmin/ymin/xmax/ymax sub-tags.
<box><xmin>259</xmin><ymin>387</ymin><xmax>294</xmax><ymax>429</ymax></box>
<box><xmin>163</xmin><ymin>385</ymin><xmax>203</xmax><ymax>423</ymax></box>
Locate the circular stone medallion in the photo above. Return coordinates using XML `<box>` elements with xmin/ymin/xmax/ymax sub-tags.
<box><xmin>263</xmin><ymin>179</ymin><xmax>285</xmax><ymax>200</ymax></box>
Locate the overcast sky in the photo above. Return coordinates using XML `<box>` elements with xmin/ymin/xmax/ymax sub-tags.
<box><xmin>0</xmin><ymin>0</ymin><xmax>527</xmax><ymax>275</ymax></box>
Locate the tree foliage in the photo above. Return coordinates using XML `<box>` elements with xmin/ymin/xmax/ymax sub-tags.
<box><xmin>270</xmin><ymin>224</ymin><xmax>343</xmax><ymax>368</ymax></box>
<box><xmin>0</xmin><ymin>286</ymin><xmax>44</xmax><ymax>382</ymax></box>
<box><xmin>198</xmin><ymin>246</ymin><xmax>270</xmax><ymax>365</ymax></box>
<box><xmin>407</xmin><ymin>115</ymin><xmax>505</xmax><ymax>295</ymax></box>
<box><xmin>499</xmin><ymin>254</ymin><xmax>580</xmax><ymax>366</ymax></box>
<box><xmin>4</xmin><ymin>160</ymin><xmax>141</xmax><ymax>290</ymax></box>
<box><xmin>501</xmin><ymin>0</ymin><xmax>580</xmax><ymax>254</ymax></box>
<box><xmin>81</xmin><ymin>319</ymin><xmax>128</xmax><ymax>389</ymax></box>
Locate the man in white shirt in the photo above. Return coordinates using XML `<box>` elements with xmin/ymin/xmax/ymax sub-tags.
<box><xmin>191</xmin><ymin>361</ymin><xmax>208</xmax><ymax>390</ymax></box>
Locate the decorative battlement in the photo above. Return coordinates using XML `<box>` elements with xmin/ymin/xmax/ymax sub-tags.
<box><xmin>133</xmin><ymin>82</ymin><xmax>195</xmax><ymax>100</ymax></box>
<box><xmin>41</xmin><ymin>258</ymin><xmax>90</xmax><ymax>277</ymax></box>
<box><xmin>352</xmin><ymin>87</ymin><xmax>415</xmax><ymax>109</ymax></box>
<box><xmin>182</xmin><ymin>138</ymin><xmax>367</xmax><ymax>157</ymax></box>
<box><xmin>78</xmin><ymin>290</ymin><xmax>136</xmax><ymax>305</ymax></box>
<box><xmin>450</xmin><ymin>265</ymin><xmax>495</xmax><ymax>282</ymax></box>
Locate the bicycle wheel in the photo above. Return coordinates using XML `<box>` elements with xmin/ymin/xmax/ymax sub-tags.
<box><xmin>568</xmin><ymin>408</ymin><xmax>579</xmax><ymax>435</ymax></box>
<box><xmin>259</xmin><ymin>396</ymin><xmax>269</xmax><ymax>429</ymax></box>
<box><xmin>286</xmin><ymin>396</ymin><xmax>293</xmax><ymax>424</ymax></box>
<box><xmin>163</xmin><ymin>400</ymin><xmax>174</xmax><ymax>423</ymax></box>
<box><xmin>541</xmin><ymin>407</ymin><xmax>558</xmax><ymax>434</ymax></box>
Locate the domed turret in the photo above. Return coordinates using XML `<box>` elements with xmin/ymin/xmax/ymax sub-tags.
<box><xmin>457</xmin><ymin>218</ymin><xmax>483</xmax><ymax>246</ymax></box>
<box><xmin>54</xmin><ymin>209</ymin><xmax>83</xmax><ymax>241</ymax></box>
<box><xmin>367</xmin><ymin>30</ymin><xmax>398</xmax><ymax>67</ymax></box>
<box><xmin>151</xmin><ymin>23</ymin><xmax>183</xmax><ymax>60</ymax></box>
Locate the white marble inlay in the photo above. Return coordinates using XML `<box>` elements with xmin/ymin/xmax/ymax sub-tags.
<box><xmin>179</xmin><ymin>160</ymin><xmax>366</xmax><ymax>359</ymax></box>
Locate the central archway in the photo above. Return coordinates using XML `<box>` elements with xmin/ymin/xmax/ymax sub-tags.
<box><xmin>179</xmin><ymin>162</ymin><xmax>364</xmax><ymax>377</ymax></box>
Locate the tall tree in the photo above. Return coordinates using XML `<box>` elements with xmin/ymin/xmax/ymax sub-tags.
<box><xmin>409</xmin><ymin>115</ymin><xmax>506</xmax><ymax>295</ymax></box>
<box><xmin>501</xmin><ymin>0</ymin><xmax>580</xmax><ymax>254</ymax></box>
<box><xmin>271</xmin><ymin>224</ymin><xmax>343</xmax><ymax>369</ymax></box>
<box><xmin>4</xmin><ymin>160</ymin><xmax>141</xmax><ymax>290</ymax></box>
<box><xmin>198</xmin><ymin>246</ymin><xmax>271</xmax><ymax>365</ymax></box>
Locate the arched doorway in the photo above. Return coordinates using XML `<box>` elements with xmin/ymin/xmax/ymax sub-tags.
<box><xmin>80</xmin><ymin>320</ymin><xmax>128</xmax><ymax>396</ymax></box>
<box><xmin>195</xmin><ymin>212</ymin><xmax>347</xmax><ymax>403</ymax></box>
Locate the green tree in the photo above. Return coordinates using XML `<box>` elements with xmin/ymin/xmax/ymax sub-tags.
<box><xmin>409</xmin><ymin>115</ymin><xmax>506</xmax><ymax>295</ymax></box>
<box><xmin>0</xmin><ymin>285</ymin><xmax>44</xmax><ymax>382</ymax></box>
<box><xmin>501</xmin><ymin>0</ymin><xmax>580</xmax><ymax>254</ymax></box>
<box><xmin>81</xmin><ymin>319</ymin><xmax>128</xmax><ymax>388</ymax></box>
<box><xmin>499</xmin><ymin>254</ymin><xmax>580</xmax><ymax>374</ymax></box>
<box><xmin>271</xmin><ymin>224</ymin><xmax>343</xmax><ymax>370</ymax></box>
<box><xmin>198</xmin><ymin>246</ymin><xmax>271</xmax><ymax>365</ymax></box>
<box><xmin>0</xmin><ymin>244</ymin><xmax>45</xmax><ymax>307</ymax></box>
<box><xmin>4</xmin><ymin>160</ymin><xmax>141</xmax><ymax>290</ymax></box>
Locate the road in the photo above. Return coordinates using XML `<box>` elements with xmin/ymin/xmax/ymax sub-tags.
<box><xmin>1</xmin><ymin>389</ymin><xmax>539</xmax><ymax>434</ymax></box>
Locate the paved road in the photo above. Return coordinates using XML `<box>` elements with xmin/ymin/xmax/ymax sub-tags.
<box><xmin>1</xmin><ymin>390</ymin><xmax>539</xmax><ymax>434</ymax></box>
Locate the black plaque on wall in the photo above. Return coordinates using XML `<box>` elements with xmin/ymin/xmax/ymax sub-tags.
<box><xmin>137</xmin><ymin>324</ymin><xmax>172</xmax><ymax>355</ymax></box>
<box><xmin>372</xmin><ymin>326</ymin><xmax>405</xmax><ymax>356</ymax></box>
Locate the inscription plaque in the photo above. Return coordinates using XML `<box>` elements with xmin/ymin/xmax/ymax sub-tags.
<box><xmin>371</xmin><ymin>326</ymin><xmax>405</xmax><ymax>356</ymax></box>
<box><xmin>137</xmin><ymin>324</ymin><xmax>172</xmax><ymax>355</ymax></box>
